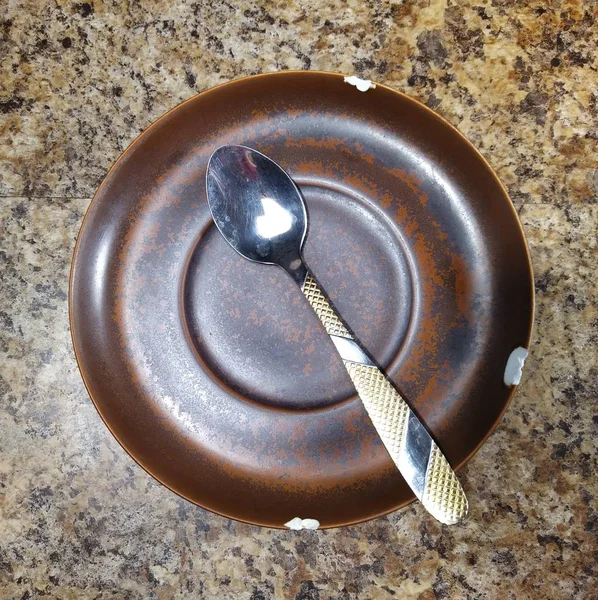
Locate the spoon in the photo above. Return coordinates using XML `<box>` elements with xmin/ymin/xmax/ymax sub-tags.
<box><xmin>206</xmin><ymin>145</ymin><xmax>468</xmax><ymax>524</ymax></box>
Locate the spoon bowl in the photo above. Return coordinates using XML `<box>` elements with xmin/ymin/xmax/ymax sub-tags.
<box><xmin>207</xmin><ymin>145</ymin><xmax>308</xmax><ymax>283</ymax></box>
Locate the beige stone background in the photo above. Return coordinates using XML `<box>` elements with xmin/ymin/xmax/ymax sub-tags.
<box><xmin>1</xmin><ymin>1</ymin><xmax>597</xmax><ymax>598</ymax></box>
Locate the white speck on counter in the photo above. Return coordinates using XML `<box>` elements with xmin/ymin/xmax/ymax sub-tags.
<box><xmin>284</xmin><ymin>517</ymin><xmax>320</xmax><ymax>530</ymax></box>
<box><xmin>343</xmin><ymin>76</ymin><xmax>376</xmax><ymax>92</ymax></box>
<box><xmin>504</xmin><ymin>347</ymin><xmax>529</xmax><ymax>386</ymax></box>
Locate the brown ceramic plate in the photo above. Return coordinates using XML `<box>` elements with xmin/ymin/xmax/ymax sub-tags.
<box><xmin>70</xmin><ymin>71</ymin><xmax>533</xmax><ymax>528</ymax></box>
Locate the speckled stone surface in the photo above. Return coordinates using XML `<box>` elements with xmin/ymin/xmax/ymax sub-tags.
<box><xmin>1</xmin><ymin>1</ymin><xmax>597</xmax><ymax>599</ymax></box>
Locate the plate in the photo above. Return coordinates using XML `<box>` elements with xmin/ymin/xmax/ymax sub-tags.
<box><xmin>69</xmin><ymin>71</ymin><xmax>534</xmax><ymax>528</ymax></box>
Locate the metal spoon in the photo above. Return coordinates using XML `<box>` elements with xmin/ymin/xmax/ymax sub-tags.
<box><xmin>206</xmin><ymin>145</ymin><xmax>468</xmax><ymax>524</ymax></box>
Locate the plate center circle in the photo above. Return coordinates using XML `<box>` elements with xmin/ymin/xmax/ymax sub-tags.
<box><xmin>183</xmin><ymin>182</ymin><xmax>415</xmax><ymax>410</ymax></box>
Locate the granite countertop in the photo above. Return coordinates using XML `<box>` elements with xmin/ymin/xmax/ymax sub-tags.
<box><xmin>1</xmin><ymin>1</ymin><xmax>597</xmax><ymax>598</ymax></box>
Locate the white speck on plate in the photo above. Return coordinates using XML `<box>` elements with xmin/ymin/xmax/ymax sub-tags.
<box><xmin>504</xmin><ymin>347</ymin><xmax>529</xmax><ymax>386</ymax></box>
<box><xmin>343</xmin><ymin>76</ymin><xmax>376</xmax><ymax>92</ymax></box>
<box><xmin>284</xmin><ymin>517</ymin><xmax>320</xmax><ymax>530</ymax></box>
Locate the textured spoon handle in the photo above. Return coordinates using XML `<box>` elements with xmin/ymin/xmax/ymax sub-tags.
<box><xmin>301</xmin><ymin>272</ymin><xmax>468</xmax><ymax>524</ymax></box>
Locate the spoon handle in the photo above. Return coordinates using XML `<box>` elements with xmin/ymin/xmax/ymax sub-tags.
<box><xmin>300</xmin><ymin>271</ymin><xmax>468</xmax><ymax>525</ymax></box>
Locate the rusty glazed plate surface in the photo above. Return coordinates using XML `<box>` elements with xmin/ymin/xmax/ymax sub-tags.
<box><xmin>70</xmin><ymin>71</ymin><xmax>534</xmax><ymax>528</ymax></box>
